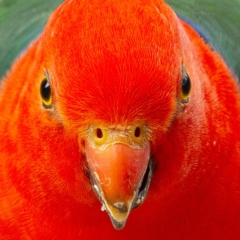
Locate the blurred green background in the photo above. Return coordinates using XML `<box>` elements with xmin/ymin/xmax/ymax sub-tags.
<box><xmin>0</xmin><ymin>0</ymin><xmax>239</xmax><ymax>79</ymax></box>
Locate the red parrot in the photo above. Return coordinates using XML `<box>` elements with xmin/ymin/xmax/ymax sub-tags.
<box><xmin>0</xmin><ymin>0</ymin><xmax>240</xmax><ymax>239</ymax></box>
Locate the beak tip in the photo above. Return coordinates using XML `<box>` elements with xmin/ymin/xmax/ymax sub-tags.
<box><xmin>110</xmin><ymin>217</ymin><xmax>127</xmax><ymax>230</ymax></box>
<box><xmin>104</xmin><ymin>201</ymin><xmax>132</xmax><ymax>230</ymax></box>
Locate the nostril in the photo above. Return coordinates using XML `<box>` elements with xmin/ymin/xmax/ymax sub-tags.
<box><xmin>96</xmin><ymin>128</ymin><xmax>103</xmax><ymax>138</ymax></box>
<box><xmin>134</xmin><ymin>127</ymin><xmax>141</xmax><ymax>138</ymax></box>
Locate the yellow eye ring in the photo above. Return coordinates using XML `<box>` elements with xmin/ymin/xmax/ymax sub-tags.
<box><xmin>180</xmin><ymin>72</ymin><xmax>191</xmax><ymax>104</ymax></box>
<box><xmin>40</xmin><ymin>78</ymin><xmax>52</xmax><ymax>109</ymax></box>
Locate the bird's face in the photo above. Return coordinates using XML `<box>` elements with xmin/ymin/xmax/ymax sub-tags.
<box><xmin>39</xmin><ymin>0</ymin><xmax>192</xmax><ymax>229</ymax></box>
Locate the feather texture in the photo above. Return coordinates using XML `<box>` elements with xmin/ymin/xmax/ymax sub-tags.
<box><xmin>0</xmin><ymin>0</ymin><xmax>240</xmax><ymax>239</ymax></box>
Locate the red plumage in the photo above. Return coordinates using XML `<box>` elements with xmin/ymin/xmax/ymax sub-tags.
<box><xmin>0</xmin><ymin>0</ymin><xmax>240</xmax><ymax>239</ymax></box>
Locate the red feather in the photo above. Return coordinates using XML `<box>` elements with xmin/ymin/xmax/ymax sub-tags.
<box><xmin>0</xmin><ymin>0</ymin><xmax>240</xmax><ymax>239</ymax></box>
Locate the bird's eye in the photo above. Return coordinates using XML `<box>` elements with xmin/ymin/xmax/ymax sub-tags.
<box><xmin>40</xmin><ymin>78</ymin><xmax>52</xmax><ymax>109</ymax></box>
<box><xmin>181</xmin><ymin>72</ymin><xmax>191</xmax><ymax>104</ymax></box>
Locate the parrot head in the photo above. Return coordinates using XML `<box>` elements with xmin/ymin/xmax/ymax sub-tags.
<box><xmin>39</xmin><ymin>0</ymin><xmax>192</xmax><ymax>229</ymax></box>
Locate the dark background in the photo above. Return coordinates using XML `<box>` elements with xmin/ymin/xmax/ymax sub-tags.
<box><xmin>0</xmin><ymin>0</ymin><xmax>239</xmax><ymax>79</ymax></box>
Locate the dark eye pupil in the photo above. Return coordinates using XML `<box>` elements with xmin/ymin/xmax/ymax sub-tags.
<box><xmin>182</xmin><ymin>73</ymin><xmax>191</xmax><ymax>96</ymax></box>
<box><xmin>40</xmin><ymin>79</ymin><xmax>51</xmax><ymax>101</ymax></box>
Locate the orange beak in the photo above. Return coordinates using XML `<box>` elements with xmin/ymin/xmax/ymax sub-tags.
<box><xmin>84</xmin><ymin>125</ymin><xmax>152</xmax><ymax>229</ymax></box>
